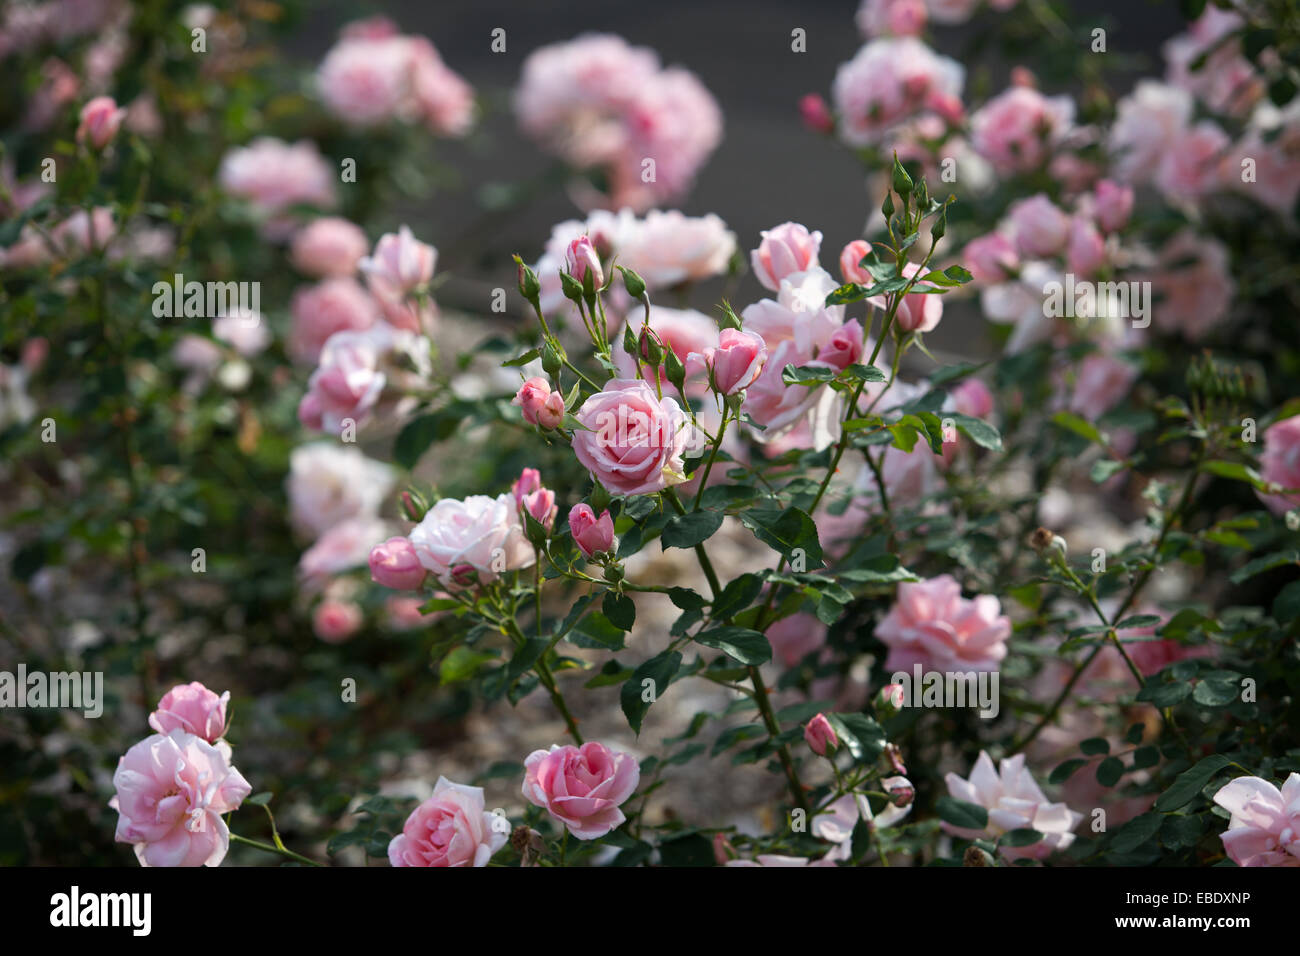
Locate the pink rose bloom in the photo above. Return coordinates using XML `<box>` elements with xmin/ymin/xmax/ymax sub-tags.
<box><xmin>389</xmin><ymin>777</ymin><xmax>508</xmax><ymax>867</ymax></box>
<box><xmin>832</xmin><ymin>37</ymin><xmax>964</xmax><ymax>147</ymax></box>
<box><xmin>76</xmin><ymin>95</ymin><xmax>125</xmax><ymax>149</ymax></box>
<box><xmin>1258</xmin><ymin>415</ymin><xmax>1300</xmax><ymax>516</ymax></box>
<box><xmin>288</xmin><ymin>278</ymin><xmax>378</xmax><ymax>365</ymax></box>
<box><xmin>1093</xmin><ymin>180</ymin><xmax>1134</xmax><ymax>234</ymax></box>
<box><xmin>291</xmin><ymin>218</ymin><xmax>369</xmax><ymax>277</ymax></box>
<box><xmin>970</xmin><ymin>86</ymin><xmax>1074</xmax><ymax>174</ymax></box>
<box><xmin>53</xmin><ymin>206</ymin><xmax>115</xmax><ymax>253</ymax></box>
<box><xmin>751</xmin><ymin>222</ymin><xmax>823</xmax><ymax>292</ymax></box>
<box><xmin>299</xmin><ymin>516</ymin><xmax>393</xmax><ymax>584</ymax></box>
<box><xmin>217</xmin><ymin>138</ymin><xmax>336</xmax><ymax>227</ymax></box>
<box><xmin>804</xmin><ymin>713</ymin><xmax>838</xmax><ymax>755</ymax></box>
<box><xmin>1006</xmin><ymin>194</ymin><xmax>1071</xmax><ymax>258</ymax></box>
<box><xmin>1068</xmin><ymin>353</ymin><xmax>1136</xmax><ymax>421</ymax></box>
<box><xmin>1108</xmin><ymin>81</ymin><xmax>1194</xmax><ymax>185</ymax></box>
<box><xmin>314</xmin><ymin>599</ymin><xmax>363</xmax><ymax>642</ymax></box>
<box><xmin>840</xmin><ymin>239</ymin><xmax>874</xmax><ymax>285</ymax></box>
<box><xmin>571</xmin><ymin>379</ymin><xmax>691</xmax><ymax>496</ymax></box>
<box><xmin>944</xmin><ymin>752</ymin><xmax>1082</xmax><ymax>861</ymax></box>
<box><xmin>569</xmin><ymin>503</ymin><xmax>616</xmax><ymax>558</ymax></box>
<box><xmin>1154</xmin><ymin>121</ymin><xmax>1230</xmax><ymax>203</ymax></box>
<box><xmin>950</xmin><ymin>377</ymin><xmax>993</xmax><ymax>419</ymax></box>
<box><xmin>109</xmin><ymin>730</ymin><xmax>252</xmax><ymax>867</ymax></box>
<box><xmin>512</xmin><ymin>468</ymin><xmax>558</xmax><ymax>532</ymax></box>
<box><xmin>767</xmin><ymin>612</ymin><xmax>828</xmax><ymax>668</ymax></box>
<box><xmin>522</xmin><ymin>742</ymin><xmax>641</xmax><ymax>839</ymax></box>
<box><xmin>1212</xmin><ymin>774</ymin><xmax>1300</xmax><ymax>867</ymax></box>
<box><xmin>148</xmin><ymin>682</ymin><xmax>230</xmax><ymax>744</ymax></box>
<box><xmin>1148</xmin><ymin>231</ymin><xmax>1234</xmax><ymax>340</ymax></box>
<box><xmin>514</xmin><ymin>377</ymin><xmax>565</xmax><ymax>428</ymax></box>
<box><xmin>867</xmin><ymin>260</ymin><xmax>942</xmax><ymax>333</ymax></box>
<box><xmin>616</xmin><ymin>209</ymin><xmax>736</xmax><ymax>287</ymax></box>
<box><xmin>369</xmin><ymin>536</ymin><xmax>427</xmax><ymax>590</ymax></box>
<box><xmin>212</xmin><ymin>310</ymin><xmax>270</xmax><ymax>357</ymax></box>
<box><xmin>317</xmin><ymin>33</ymin><xmax>413</xmax><ymax>125</ymax></box>
<box><xmin>287</xmin><ymin>442</ymin><xmax>394</xmax><ymax>540</ymax></box>
<box><xmin>1164</xmin><ymin>8</ymin><xmax>1263</xmax><ymax>119</ymax></box>
<box><xmin>360</xmin><ymin>225</ymin><xmax>436</xmax><ymax>300</ymax></box>
<box><xmin>962</xmin><ymin>232</ymin><xmax>1019</xmax><ymax>283</ymax></box>
<box><xmin>411</xmin><ymin>38</ymin><xmax>476</xmax><ymax>136</ymax></box>
<box><xmin>408</xmin><ymin>494</ymin><xmax>534</xmax><ymax>587</ymax></box>
<box><xmin>876</xmin><ymin>574</ymin><xmax>1010</xmax><ymax>673</ymax></box>
<box><xmin>799</xmin><ymin>93</ymin><xmax>835</xmax><ymax>134</ymax></box>
<box><xmin>302</xmin><ymin>328</ymin><xmax>388</xmax><ymax>433</ymax></box>
<box><xmin>694</xmin><ymin>327</ymin><xmax>767</xmax><ymax>395</ymax></box>
<box><xmin>857</xmin><ymin>0</ymin><xmax>928</xmax><ymax>37</ymax></box>
<box><xmin>1066</xmin><ymin>216</ymin><xmax>1106</xmax><ymax>277</ymax></box>
<box><xmin>819</xmin><ymin>318</ymin><xmax>866</xmax><ymax>369</ymax></box>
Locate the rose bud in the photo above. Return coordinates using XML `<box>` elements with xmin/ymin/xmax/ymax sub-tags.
<box><xmin>313</xmin><ymin>599</ymin><xmax>362</xmax><ymax>643</ymax></box>
<box><xmin>512</xmin><ymin>468</ymin><xmax>558</xmax><ymax>532</ymax></box>
<box><xmin>148</xmin><ymin>681</ymin><xmax>230</xmax><ymax>744</ymax></box>
<box><xmin>569</xmin><ymin>503</ymin><xmax>615</xmax><ymax>559</ymax></box>
<box><xmin>839</xmin><ymin>239</ymin><xmax>873</xmax><ymax>285</ymax></box>
<box><xmin>537</xmin><ymin>390</ymin><xmax>566</xmax><ymax>429</ymax></box>
<box><xmin>799</xmin><ymin>93</ymin><xmax>834</xmax><ymax>134</ymax></box>
<box><xmin>695</xmin><ymin>328</ymin><xmax>767</xmax><ymax>395</ymax></box>
<box><xmin>369</xmin><ymin>535</ymin><xmax>427</xmax><ymax>590</ymax></box>
<box><xmin>818</xmin><ymin>319</ymin><xmax>865</xmax><ymax>371</ymax></box>
<box><xmin>565</xmin><ymin>235</ymin><xmax>604</xmax><ymax>290</ymax></box>
<box><xmin>360</xmin><ymin>225</ymin><xmax>436</xmax><ymax>299</ymax></box>
<box><xmin>804</xmin><ymin>712</ymin><xmax>839</xmax><ymax>756</ymax></box>
<box><xmin>513</xmin><ymin>377</ymin><xmax>553</xmax><ymax>426</ymax></box>
<box><xmin>883</xmin><ymin>775</ymin><xmax>915</xmax><ymax>808</ymax></box>
<box><xmin>877</xmin><ymin>683</ymin><xmax>905</xmax><ymax>717</ymax></box>
<box><xmin>77</xmin><ymin>96</ymin><xmax>125</xmax><ymax>149</ymax></box>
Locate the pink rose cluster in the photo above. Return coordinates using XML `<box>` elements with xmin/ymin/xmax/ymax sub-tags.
<box><xmin>217</xmin><ymin>138</ymin><xmax>336</xmax><ymax>238</ymax></box>
<box><xmin>831</xmin><ymin>36</ymin><xmax>965</xmax><ymax>147</ymax></box>
<box><xmin>1257</xmin><ymin>414</ymin><xmax>1300</xmax><ymax>517</ymax></box>
<box><xmin>109</xmin><ymin>681</ymin><xmax>252</xmax><ymax>867</ymax></box>
<box><xmin>316</xmin><ymin>17</ymin><xmax>474</xmax><ymax>136</ymax></box>
<box><xmin>875</xmin><ymin>573</ymin><xmax>1011</xmax><ymax>673</ymax></box>
<box><xmin>388</xmin><ymin>741</ymin><xmax>639</xmax><ymax>866</ymax></box>
<box><xmin>514</xmin><ymin>34</ymin><xmax>722</xmax><ymax>211</ymax></box>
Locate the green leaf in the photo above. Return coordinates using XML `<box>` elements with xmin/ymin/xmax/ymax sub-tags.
<box><xmin>936</xmin><ymin>796</ymin><xmax>988</xmax><ymax>831</ymax></box>
<box><xmin>847</xmin><ymin>363</ymin><xmax>888</xmax><ymax>382</ymax></box>
<box><xmin>1091</xmin><ymin>459</ymin><xmax>1126</xmax><ymax>483</ymax></box>
<box><xmin>246</xmin><ymin>792</ymin><xmax>273</xmax><ymax>807</ymax></box>
<box><xmin>602</xmin><ymin>592</ymin><xmax>636</xmax><ymax>631</ymax></box>
<box><xmin>569</xmin><ymin>611</ymin><xmax>626</xmax><ymax>650</ymax></box>
<box><xmin>1096</xmin><ymin>756</ymin><xmax>1125</xmax><ymax>787</ymax></box>
<box><xmin>394</xmin><ymin>408</ymin><xmax>464</xmax><ymax>469</ymax></box>
<box><xmin>740</xmin><ymin>507</ymin><xmax>824</xmax><ymax>570</ymax></box>
<box><xmin>781</xmin><ymin>363</ymin><xmax>838</xmax><ymax>387</ymax></box>
<box><xmin>1112</xmin><ymin>812</ymin><xmax>1163</xmax><ymax>853</ymax></box>
<box><xmin>1154</xmin><ymin>755</ymin><xmax>1233</xmax><ymax>812</ymax></box>
<box><xmin>826</xmin><ymin>713</ymin><xmax>886</xmax><ymax>763</ymax></box>
<box><xmin>949</xmin><ymin>413</ymin><xmax>1002</xmax><ymax>451</ymax></box>
<box><xmin>1230</xmin><ymin>550</ymin><xmax>1299</xmax><ymax>585</ymax></box>
<box><xmin>661</xmin><ymin>510</ymin><xmax>724</xmax><ymax>550</ymax></box>
<box><xmin>1000</xmin><ymin>828</ymin><xmax>1044</xmax><ymax>848</ymax></box>
<box><xmin>1273</xmin><ymin>580</ymin><xmax>1300</xmax><ymax>622</ymax></box>
<box><xmin>1160</xmin><ymin>814</ymin><xmax>1205</xmax><ymax>850</ymax></box>
<box><xmin>440</xmin><ymin>646</ymin><xmax>493</xmax><ymax>684</ymax></box>
<box><xmin>694</xmin><ymin>626</ymin><xmax>772</xmax><ymax>665</ymax></box>
<box><xmin>1132</xmin><ymin>746</ymin><xmax>1160</xmax><ymax>770</ymax></box>
<box><xmin>1080</xmin><ymin>737</ymin><xmax>1110</xmax><ymax>756</ymax></box>
<box><xmin>668</xmin><ymin>587</ymin><xmax>706</xmax><ymax>611</ymax></box>
<box><xmin>1049</xmin><ymin>759</ymin><xmax>1087</xmax><ymax>784</ymax></box>
<box><xmin>620</xmin><ymin>651</ymin><xmax>682</xmax><ymax>734</ymax></box>
<box><xmin>1051</xmin><ymin>411</ymin><xmax>1104</xmax><ymax>444</ymax></box>
<box><xmin>1200</xmin><ymin>460</ymin><xmax>1269</xmax><ymax>492</ymax></box>
<box><xmin>503</xmin><ymin>348</ymin><xmax>540</xmax><ymax>368</ymax></box>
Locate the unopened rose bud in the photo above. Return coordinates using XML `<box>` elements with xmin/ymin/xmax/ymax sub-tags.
<box><xmin>401</xmin><ymin>490</ymin><xmax>428</xmax><ymax>522</ymax></box>
<box><xmin>513</xmin><ymin>377</ymin><xmax>553</xmax><ymax>426</ymax></box>
<box><xmin>882</xmin><ymin>775</ymin><xmax>914</xmax><ymax>808</ymax></box>
<box><xmin>712</xmin><ymin>832</ymin><xmax>736</xmax><ymax>864</ymax></box>
<box><xmin>839</xmin><ymin>239</ymin><xmax>873</xmax><ymax>285</ymax></box>
<box><xmin>804</xmin><ymin>713</ymin><xmax>839</xmax><ymax>756</ymax></box>
<box><xmin>694</xmin><ymin>328</ymin><xmax>767</xmax><ymax>396</ymax></box>
<box><xmin>77</xmin><ymin>96</ymin><xmax>125</xmax><ymax>149</ymax></box>
<box><xmin>877</xmin><ymin>683</ymin><xmax>905</xmax><ymax>717</ymax></box>
<box><xmin>360</xmin><ymin>226</ymin><xmax>436</xmax><ymax>299</ymax></box>
<box><xmin>569</xmin><ymin>503</ymin><xmax>615</xmax><ymax>559</ymax></box>
<box><xmin>369</xmin><ymin>536</ymin><xmax>427</xmax><ymax>591</ymax></box>
<box><xmin>1093</xmin><ymin>180</ymin><xmax>1134</xmax><ymax>234</ymax></box>
<box><xmin>798</xmin><ymin>93</ymin><xmax>834</xmax><ymax>134</ymax></box>
<box><xmin>514</xmin><ymin>254</ymin><xmax>540</xmax><ymax>304</ymax></box>
<box><xmin>618</xmin><ymin>265</ymin><xmax>646</xmax><ymax>300</ymax></box>
<box><xmin>565</xmin><ymin>235</ymin><xmax>603</xmax><ymax>292</ymax></box>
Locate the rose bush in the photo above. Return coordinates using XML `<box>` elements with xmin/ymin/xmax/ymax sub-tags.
<box><xmin>2</xmin><ymin>0</ymin><xmax>1299</xmax><ymax>872</ymax></box>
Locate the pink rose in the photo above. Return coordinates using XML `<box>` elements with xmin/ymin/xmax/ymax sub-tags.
<box><xmin>950</xmin><ymin>377</ymin><xmax>994</xmax><ymax>420</ymax></box>
<box><xmin>522</xmin><ymin>742</ymin><xmax>641</xmax><ymax>839</ymax></box>
<box><xmin>1212</xmin><ymin>774</ymin><xmax>1300</xmax><ymax>867</ymax></box>
<box><xmin>1006</xmin><ymin>194</ymin><xmax>1071</xmax><ymax>258</ymax></box>
<box><xmin>148</xmin><ymin>682</ymin><xmax>230</xmax><ymax>744</ymax></box>
<box><xmin>694</xmin><ymin>327</ymin><xmax>767</xmax><ymax>395</ymax></box>
<box><xmin>388</xmin><ymin>777</ymin><xmax>508</xmax><ymax>867</ymax></box>
<box><xmin>1068</xmin><ymin>353</ymin><xmax>1136</xmax><ymax>421</ymax></box>
<box><xmin>217</xmin><ymin>138</ymin><xmax>336</xmax><ymax>229</ymax></box>
<box><xmin>799</xmin><ymin>93</ymin><xmax>835</xmax><ymax>133</ymax></box>
<box><xmin>1148</xmin><ymin>231</ymin><xmax>1234</xmax><ymax>340</ymax></box>
<box><xmin>616</xmin><ymin>209</ymin><xmax>736</xmax><ymax>287</ymax></box>
<box><xmin>944</xmin><ymin>752</ymin><xmax>1082</xmax><ymax>861</ymax></box>
<box><xmin>832</xmin><ymin>37</ymin><xmax>964</xmax><ymax>147</ymax></box>
<box><xmin>299</xmin><ymin>517</ymin><xmax>393</xmax><ymax>584</ymax></box>
<box><xmin>360</xmin><ymin>226</ymin><xmax>436</xmax><ymax>300</ymax></box>
<box><xmin>109</xmin><ymin>730</ymin><xmax>252</xmax><ymax>867</ymax></box>
<box><xmin>870</xmin><ymin>261</ymin><xmax>942</xmax><ymax>333</ymax></box>
<box><xmin>876</xmin><ymin>574</ymin><xmax>1010</xmax><ymax>673</ymax></box>
<box><xmin>369</xmin><ymin>536</ymin><xmax>428</xmax><ymax>590</ymax></box>
<box><xmin>512</xmin><ymin>468</ymin><xmax>558</xmax><ymax>532</ymax></box>
<box><xmin>969</xmin><ymin>86</ymin><xmax>1074</xmax><ymax>174</ymax></box>
<box><xmin>1066</xmin><ymin>216</ymin><xmax>1106</xmax><ymax>277</ymax></box>
<box><xmin>301</xmin><ymin>329</ymin><xmax>388</xmax><ymax>433</ymax></box>
<box><xmin>408</xmin><ymin>494</ymin><xmax>535</xmax><ymax>587</ymax></box>
<box><xmin>76</xmin><ymin>96</ymin><xmax>125</xmax><ymax>149</ymax></box>
<box><xmin>839</xmin><ymin>239</ymin><xmax>874</xmax><ymax>285</ymax></box>
<box><xmin>411</xmin><ymin>38</ymin><xmax>476</xmax><ymax>136</ymax></box>
<box><xmin>291</xmin><ymin>218</ymin><xmax>369</xmax><ymax>277</ymax></box>
<box><xmin>751</xmin><ymin>222</ymin><xmax>823</xmax><ymax>291</ymax></box>
<box><xmin>804</xmin><ymin>713</ymin><xmax>839</xmax><ymax>756</ymax></box>
<box><xmin>313</xmin><ymin>600</ymin><xmax>363</xmax><ymax>642</ymax></box>
<box><xmin>767</xmin><ymin>612</ymin><xmax>828</xmax><ymax>668</ymax></box>
<box><xmin>569</xmin><ymin>504</ymin><xmax>615</xmax><ymax>559</ymax></box>
<box><xmin>962</xmin><ymin>232</ymin><xmax>1019</xmax><ymax>283</ymax></box>
<box><xmin>288</xmin><ymin>278</ymin><xmax>377</xmax><ymax>365</ymax></box>
<box><xmin>287</xmin><ymin>442</ymin><xmax>394</xmax><ymax>541</ymax></box>
<box><xmin>819</xmin><ymin>318</ymin><xmax>866</xmax><ymax>369</ymax></box>
<box><xmin>1258</xmin><ymin>415</ymin><xmax>1300</xmax><ymax>516</ymax></box>
<box><xmin>571</xmin><ymin>379</ymin><xmax>691</xmax><ymax>496</ymax></box>
<box><xmin>1108</xmin><ymin>80</ymin><xmax>1194</xmax><ymax>184</ymax></box>
<box><xmin>513</xmin><ymin>377</ymin><xmax>565</xmax><ymax>429</ymax></box>
<box><xmin>1154</xmin><ymin>121</ymin><xmax>1230</xmax><ymax>202</ymax></box>
<box><xmin>565</xmin><ymin>235</ymin><xmax>604</xmax><ymax>288</ymax></box>
<box><xmin>1093</xmin><ymin>180</ymin><xmax>1134</xmax><ymax>234</ymax></box>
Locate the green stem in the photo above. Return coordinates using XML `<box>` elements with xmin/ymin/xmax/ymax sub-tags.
<box><xmin>229</xmin><ymin>832</ymin><xmax>323</xmax><ymax>867</ymax></box>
